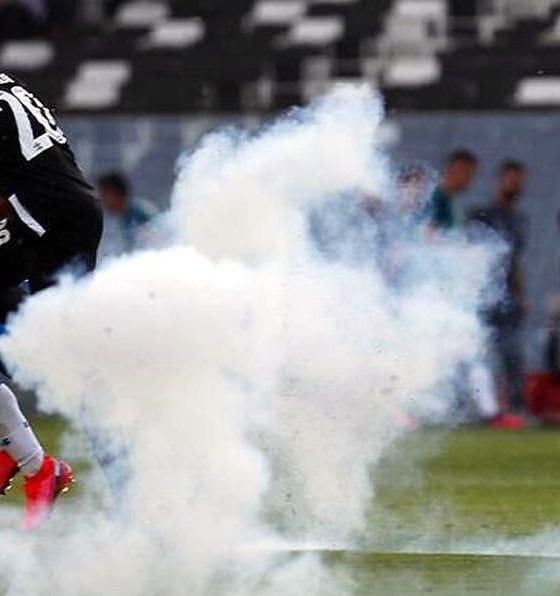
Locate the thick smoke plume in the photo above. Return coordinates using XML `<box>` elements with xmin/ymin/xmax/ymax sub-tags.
<box><xmin>0</xmin><ymin>85</ymin><xmax>491</xmax><ymax>595</ymax></box>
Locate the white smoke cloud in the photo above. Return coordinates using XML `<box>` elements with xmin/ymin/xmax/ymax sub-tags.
<box><xmin>0</xmin><ymin>85</ymin><xmax>492</xmax><ymax>595</ymax></box>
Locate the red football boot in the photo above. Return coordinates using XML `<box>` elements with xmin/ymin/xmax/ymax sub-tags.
<box><xmin>22</xmin><ymin>456</ymin><xmax>73</xmax><ymax>530</ymax></box>
<box><xmin>0</xmin><ymin>451</ymin><xmax>19</xmax><ymax>495</ymax></box>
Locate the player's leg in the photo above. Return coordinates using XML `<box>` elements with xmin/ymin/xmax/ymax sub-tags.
<box><xmin>0</xmin><ymin>231</ymin><xmax>35</xmax><ymax>496</ymax></box>
<box><xmin>466</xmin><ymin>358</ymin><xmax>500</xmax><ymax>421</ymax></box>
<box><xmin>0</xmin><ymin>377</ymin><xmax>43</xmax><ymax>482</ymax></box>
<box><xmin>0</xmin><ymin>374</ymin><xmax>72</xmax><ymax>528</ymax></box>
<box><xmin>0</xmin><ymin>207</ymin><xmax>100</xmax><ymax>527</ymax></box>
<box><xmin>22</xmin><ymin>453</ymin><xmax>73</xmax><ymax>530</ymax></box>
<box><xmin>502</xmin><ymin>325</ymin><xmax>526</xmax><ymax>413</ymax></box>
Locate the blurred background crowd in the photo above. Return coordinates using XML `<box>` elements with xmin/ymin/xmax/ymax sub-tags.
<box><xmin>2</xmin><ymin>0</ymin><xmax>560</xmax><ymax>425</ymax></box>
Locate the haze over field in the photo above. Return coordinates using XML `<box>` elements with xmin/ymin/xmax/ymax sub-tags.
<box><xmin>0</xmin><ymin>86</ymin><xmax>492</xmax><ymax>595</ymax></box>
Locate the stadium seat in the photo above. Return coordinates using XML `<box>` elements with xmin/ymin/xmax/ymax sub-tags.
<box><xmin>381</xmin><ymin>0</ymin><xmax>447</xmax><ymax>53</ymax></box>
<box><xmin>142</xmin><ymin>18</ymin><xmax>206</xmax><ymax>49</ymax></box>
<box><xmin>309</xmin><ymin>0</ymin><xmax>357</xmax><ymax>5</ymax></box>
<box><xmin>65</xmin><ymin>60</ymin><xmax>132</xmax><ymax>110</ymax></box>
<box><xmin>115</xmin><ymin>1</ymin><xmax>170</xmax><ymax>28</ymax></box>
<box><xmin>0</xmin><ymin>41</ymin><xmax>55</xmax><ymax>71</ymax></box>
<box><xmin>514</xmin><ymin>77</ymin><xmax>560</xmax><ymax>106</ymax></box>
<box><xmin>384</xmin><ymin>56</ymin><xmax>441</xmax><ymax>87</ymax></box>
<box><xmin>285</xmin><ymin>16</ymin><xmax>345</xmax><ymax>46</ymax></box>
<box><xmin>394</xmin><ymin>0</ymin><xmax>446</xmax><ymax>17</ymax></box>
<box><xmin>525</xmin><ymin>373</ymin><xmax>560</xmax><ymax>423</ymax></box>
<box><xmin>3</xmin><ymin>0</ymin><xmax>560</xmax><ymax>111</ymax></box>
<box><xmin>250</xmin><ymin>1</ymin><xmax>307</xmax><ymax>27</ymax></box>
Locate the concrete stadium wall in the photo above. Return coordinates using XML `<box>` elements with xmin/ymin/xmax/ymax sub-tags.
<box><xmin>61</xmin><ymin>113</ymin><xmax>560</xmax><ymax>364</ymax></box>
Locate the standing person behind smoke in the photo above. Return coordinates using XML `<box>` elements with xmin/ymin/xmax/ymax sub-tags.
<box><xmin>543</xmin><ymin>213</ymin><xmax>560</xmax><ymax>378</ymax></box>
<box><xmin>398</xmin><ymin>163</ymin><xmax>434</xmax><ymax>223</ymax></box>
<box><xmin>538</xmin><ymin>213</ymin><xmax>560</xmax><ymax>381</ymax></box>
<box><xmin>426</xmin><ymin>149</ymin><xmax>478</xmax><ymax>232</ymax></box>
<box><xmin>425</xmin><ymin>149</ymin><xmax>502</xmax><ymax>425</ymax></box>
<box><xmin>97</xmin><ymin>171</ymin><xmax>157</xmax><ymax>260</ymax></box>
<box><xmin>383</xmin><ymin>163</ymin><xmax>434</xmax><ymax>288</ymax></box>
<box><xmin>545</xmin><ymin>298</ymin><xmax>560</xmax><ymax>378</ymax></box>
<box><xmin>469</xmin><ymin>160</ymin><xmax>529</xmax><ymax>420</ymax></box>
<box><xmin>523</xmin><ymin>296</ymin><xmax>560</xmax><ymax>424</ymax></box>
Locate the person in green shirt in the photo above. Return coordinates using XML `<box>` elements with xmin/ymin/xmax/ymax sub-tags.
<box><xmin>428</xmin><ymin>149</ymin><xmax>478</xmax><ymax>231</ymax></box>
<box><xmin>425</xmin><ymin>149</ymin><xmax>503</xmax><ymax>425</ymax></box>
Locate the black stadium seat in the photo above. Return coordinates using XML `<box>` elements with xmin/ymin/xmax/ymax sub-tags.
<box><xmin>4</xmin><ymin>0</ymin><xmax>560</xmax><ymax>112</ymax></box>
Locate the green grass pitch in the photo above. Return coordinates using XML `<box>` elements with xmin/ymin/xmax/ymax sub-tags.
<box><xmin>6</xmin><ymin>419</ymin><xmax>560</xmax><ymax>594</ymax></box>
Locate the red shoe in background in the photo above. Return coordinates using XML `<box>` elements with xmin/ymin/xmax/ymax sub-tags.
<box><xmin>490</xmin><ymin>413</ymin><xmax>526</xmax><ymax>429</ymax></box>
<box><xmin>0</xmin><ymin>451</ymin><xmax>19</xmax><ymax>495</ymax></box>
<box><xmin>23</xmin><ymin>456</ymin><xmax>73</xmax><ymax>530</ymax></box>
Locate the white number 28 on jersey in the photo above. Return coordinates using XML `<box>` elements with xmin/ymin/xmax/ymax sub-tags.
<box><xmin>0</xmin><ymin>85</ymin><xmax>67</xmax><ymax>161</ymax></box>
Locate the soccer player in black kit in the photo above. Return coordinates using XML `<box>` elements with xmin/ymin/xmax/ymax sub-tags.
<box><xmin>0</xmin><ymin>72</ymin><xmax>102</xmax><ymax>529</ymax></box>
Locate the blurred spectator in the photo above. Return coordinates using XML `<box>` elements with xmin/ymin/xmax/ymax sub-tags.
<box><xmin>421</xmin><ymin>150</ymin><xmax>503</xmax><ymax>424</ymax></box>
<box><xmin>545</xmin><ymin>299</ymin><xmax>560</xmax><ymax>378</ymax></box>
<box><xmin>524</xmin><ymin>297</ymin><xmax>560</xmax><ymax>423</ymax></box>
<box><xmin>398</xmin><ymin>162</ymin><xmax>434</xmax><ymax>222</ymax></box>
<box><xmin>97</xmin><ymin>172</ymin><xmax>157</xmax><ymax>259</ymax></box>
<box><xmin>541</xmin><ymin>213</ymin><xmax>560</xmax><ymax>376</ymax></box>
<box><xmin>470</xmin><ymin>160</ymin><xmax>528</xmax><ymax>414</ymax></box>
<box><xmin>426</xmin><ymin>149</ymin><xmax>478</xmax><ymax>232</ymax></box>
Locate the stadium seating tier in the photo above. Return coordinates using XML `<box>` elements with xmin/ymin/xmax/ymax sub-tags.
<box><xmin>1</xmin><ymin>0</ymin><xmax>560</xmax><ymax>112</ymax></box>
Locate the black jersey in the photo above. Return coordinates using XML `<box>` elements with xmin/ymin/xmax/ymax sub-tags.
<box><xmin>0</xmin><ymin>73</ymin><xmax>102</xmax><ymax>294</ymax></box>
<box><xmin>0</xmin><ymin>72</ymin><xmax>98</xmax><ymax>238</ymax></box>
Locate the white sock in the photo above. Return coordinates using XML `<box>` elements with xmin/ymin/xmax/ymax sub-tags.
<box><xmin>0</xmin><ymin>382</ymin><xmax>44</xmax><ymax>476</ymax></box>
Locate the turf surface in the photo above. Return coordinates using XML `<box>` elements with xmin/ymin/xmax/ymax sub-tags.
<box><xmin>5</xmin><ymin>421</ymin><xmax>560</xmax><ymax>594</ymax></box>
<box><xmin>353</xmin><ymin>428</ymin><xmax>560</xmax><ymax>594</ymax></box>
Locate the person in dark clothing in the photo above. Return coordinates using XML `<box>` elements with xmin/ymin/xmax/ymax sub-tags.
<box><xmin>0</xmin><ymin>71</ymin><xmax>102</xmax><ymax>529</ymax></box>
<box><xmin>0</xmin><ymin>72</ymin><xmax>102</xmax><ymax>303</ymax></box>
<box><xmin>469</xmin><ymin>160</ymin><xmax>528</xmax><ymax>413</ymax></box>
<box><xmin>98</xmin><ymin>171</ymin><xmax>155</xmax><ymax>258</ymax></box>
<box><xmin>427</xmin><ymin>149</ymin><xmax>478</xmax><ymax>232</ymax></box>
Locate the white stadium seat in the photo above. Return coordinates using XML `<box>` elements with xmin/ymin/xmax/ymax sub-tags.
<box><xmin>143</xmin><ymin>18</ymin><xmax>206</xmax><ymax>49</ymax></box>
<box><xmin>361</xmin><ymin>57</ymin><xmax>383</xmax><ymax>83</ymax></box>
<box><xmin>0</xmin><ymin>41</ymin><xmax>54</xmax><ymax>70</ymax></box>
<box><xmin>251</xmin><ymin>1</ymin><xmax>307</xmax><ymax>27</ymax></box>
<box><xmin>115</xmin><ymin>1</ymin><xmax>169</xmax><ymax>28</ymax></box>
<box><xmin>308</xmin><ymin>0</ymin><xmax>357</xmax><ymax>4</ymax></box>
<box><xmin>384</xmin><ymin>56</ymin><xmax>441</xmax><ymax>87</ymax></box>
<box><xmin>393</xmin><ymin>0</ymin><xmax>446</xmax><ymax>20</ymax></box>
<box><xmin>76</xmin><ymin>61</ymin><xmax>131</xmax><ymax>84</ymax></box>
<box><xmin>65</xmin><ymin>60</ymin><xmax>131</xmax><ymax>109</ymax></box>
<box><xmin>541</xmin><ymin>14</ymin><xmax>560</xmax><ymax>44</ymax></box>
<box><xmin>385</xmin><ymin>17</ymin><xmax>433</xmax><ymax>45</ymax></box>
<box><xmin>286</xmin><ymin>16</ymin><xmax>344</xmax><ymax>45</ymax></box>
<box><xmin>514</xmin><ymin>77</ymin><xmax>560</xmax><ymax>106</ymax></box>
<box><xmin>381</xmin><ymin>0</ymin><xmax>447</xmax><ymax>53</ymax></box>
<box><xmin>302</xmin><ymin>55</ymin><xmax>333</xmax><ymax>81</ymax></box>
<box><xmin>503</xmin><ymin>0</ymin><xmax>557</xmax><ymax>19</ymax></box>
